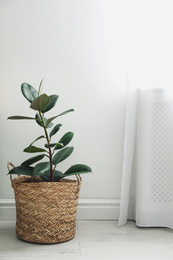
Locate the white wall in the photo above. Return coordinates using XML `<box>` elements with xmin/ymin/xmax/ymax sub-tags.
<box><xmin>0</xmin><ymin>0</ymin><xmax>127</xmax><ymax>203</ymax></box>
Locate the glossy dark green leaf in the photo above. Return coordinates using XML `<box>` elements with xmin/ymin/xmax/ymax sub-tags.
<box><xmin>35</xmin><ymin>113</ymin><xmax>45</xmax><ymax>128</ymax></box>
<box><xmin>8</xmin><ymin>165</ymin><xmax>34</xmax><ymax>176</ymax></box>
<box><xmin>21</xmin><ymin>154</ymin><xmax>45</xmax><ymax>166</ymax></box>
<box><xmin>40</xmin><ymin>173</ymin><xmax>51</xmax><ymax>182</ymax></box>
<box><xmin>41</xmin><ymin>170</ymin><xmax>64</xmax><ymax>182</ymax></box>
<box><xmin>7</xmin><ymin>116</ymin><xmax>36</xmax><ymax>120</ymax></box>
<box><xmin>46</xmin><ymin>109</ymin><xmax>74</xmax><ymax>126</ymax></box>
<box><xmin>35</xmin><ymin>113</ymin><xmax>54</xmax><ymax>128</ymax></box>
<box><xmin>54</xmin><ymin>143</ymin><xmax>64</xmax><ymax>149</ymax></box>
<box><xmin>30</xmin><ymin>94</ymin><xmax>50</xmax><ymax>111</ymax></box>
<box><xmin>52</xmin><ymin>147</ymin><xmax>74</xmax><ymax>165</ymax></box>
<box><xmin>49</xmin><ymin>124</ymin><xmax>62</xmax><ymax>139</ymax></box>
<box><xmin>51</xmin><ymin>170</ymin><xmax>64</xmax><ymax>181</ymax></box>
<box><xmin>64</xmin><ymin>164</ymin><xmax>92</xmax><ymax>177</ymax></box>
<box><xmin>33</xmin><ymin>162</ymin><xmax>50</xmax><ymax>176</ymax></box>
<box><xmin>55</xmin><ymin>132</ymin><xmax>74</xmax><ymax>150</ymax></box>
<box><xmin>43</xmin><ymin>95</ymin><xmax>59</xmax><ymax>113</ymax></box>
<box><xmin>45</xmin><ymin>143</ymin><xmax>57</xmax><ymax>148</ymax></box>
<box><xmin>46</xmin><ymin>121</ymin><xmax>54</xmax><ymax>128</ymax></box>
<box><xmin>45</xmin><ymin>143</ymin><xmax>63</xmax><ymax>149</ymax></box>
<box><xmin>21</xmin><ymin>83</ymin><xmax>38</xmax><ymax>103</ymax></box>
<box><xmin>23</xmin><ymin>146</ymin><xmax>46</xmax><ymax>153</ymax></box>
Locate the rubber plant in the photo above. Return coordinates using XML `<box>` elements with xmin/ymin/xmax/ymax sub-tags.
<box><xmin>7</xmin><ymin>80</ymin><xmax>92</xmax><ymax>182</ymax></box>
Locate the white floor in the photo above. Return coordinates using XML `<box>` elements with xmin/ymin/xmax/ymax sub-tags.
<box><xmin>1</xmin><ymin>221</ymin><xmax>173</xmax><ymax>260</ymax></box>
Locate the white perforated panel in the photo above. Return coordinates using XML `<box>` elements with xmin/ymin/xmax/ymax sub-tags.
<box><xmin>151</xmin><ymin>103</ymin><xmax>173</xmax><ymax>203</ymax></box>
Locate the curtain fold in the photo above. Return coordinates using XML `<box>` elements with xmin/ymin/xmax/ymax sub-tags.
<box><xmin>118</xmin><ymin>88</ymin><xmax>137</xmax><ymax>226</ymax></box>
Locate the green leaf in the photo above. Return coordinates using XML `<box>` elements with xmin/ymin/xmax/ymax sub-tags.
<box><xmin>7</xmin><ymin>116</ymin><xmax>36</xmax><ymax>120</ymax></box>
<box><xmin>54</xmin><ymin>143</ymin><xmax>64</xmax><ymax>149</ymax></box>
<box><xmin>55</xmin><ymin>132</ymin><xmax>74</xmax><ymax>150</ymax></box>
<box><xmin>45</xmin><ymin>143</ymin><xmax>64</xmax><ymax>149</ymax></box>
<box><xmin>41</xmin><ymin>170</ymin><xmax>64</xmax><ymax>182</ymax></box>
<box><xmin>51</xmin><ymin>170</ymin><xmax>64</xmax><ymax>181</ymax></box>
<box><xmin>35</xmin><ymin>113</ymin><xmax>54</xmax><ymax>128</ymax></box>
<box><xmin>24</xmin><ymin>146</ymin><xmax>46</xmax><ymax>153</ymax></box>
<box><xmin>50</xmin><ymin>124</ymin><xmax>62</xmax><ymax>139</ymax></box>
<box><xmin>46</xmin><ymin>109</ymin><xmax>74</xmax><ymax>126</ymax></box>
<box><xmin>30</xmin><ymin>94</ymin><xmax>50</xmax><ymax>111</ymax></box>
<box><xmin>28</xmin><ymin>135</ymin><xmax>45</xmax><ymax>148</ymax></box>
<box><xmin>46</xmin><ymin>116</ymin><xmax>60</xmax><ymax>126</ymax></box>
<box><xmin>40</xmin><ymin>173</ymin><xmax>50</xmax><ymax>182</ymax></box>
<box><xmin>64</xmin><ymin>164</ymin><xmax>92</xmax><ymax>177</ymax></box>
<box><xmin>43</xmin><ymin>95</ymin><xmax>59</xmax><ymax>113</ymax></box>
<box><xmin>46</xmin><ymin>121</ymin><xmax>54</xmax><ymax>128</ymax></box>
<box><xmin>38</xmin><ymin>78</ymin><xmax>44</xmax><ymax>96</ymax></box>
<box><xmin>21</xmin><ymin>154</ymin><xmax>45</xmax><ymax>166</ymax></box>
<box><xmin>21</xmin><ymin>83</ymin><xmax>38</xmax><ymax>103</ymax></box>
<box><xmin>8</xmin><ymin>165</ymin><xmax>34</xmax><ymax>176</ymax></box>
<box><xmin>52</xmin><ymin>147</ymin><xmax>74</xmax><ymax>165</ymax></box>
<box><xmin>57</xmin><ymin>108</ymin><xmax>75</xmax><ymax>117</ymax></box>
<box><xmin>33</xmin><ymin>162</ymin><xmax>50</xmax><ymax>176</ymax></box>
<box><xmin>35</xmin><ymin>113</ymin><xmax>45</xmax><ymax>128</ymax></box>
<box><xmin>45</xmin><ymin>143</ymin><xmax>57</xmax><ymax>148</ymax></box>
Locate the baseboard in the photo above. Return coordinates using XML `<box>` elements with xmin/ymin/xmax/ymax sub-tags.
<box><xmin>0</xmin><ymin>199</ymin><xmax>16</xmax><ymax>221</ymax></box>
<box><xmin>77</xmin><ymin>199</ymin><xmax>120</xmax><ymax>220</ymax></box>
<box><xmin>0</xmin><ymin>199</ymin><xmax>120</xmax><ymax>221</ymax></box>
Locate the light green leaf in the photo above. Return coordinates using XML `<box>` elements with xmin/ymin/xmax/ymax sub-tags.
<box><xmin>21</xmin><ymin>83</ymin><xmax>38</xmax><ymax>103</ymax></box>
<box><xmin>7</xmin><ymin>116</ymin><xmax>36</xmax><ymax>120</ymax></box>
<box><xmin>52</xmin><ymin>147</ymin><xmax>74</xmax><ymax>165</ymax></box>
<box><xmin>21</xmin><ymin>154</ymin><xmax>45</xmax><ymax>166</ymax></box>
<box><xmin>43</xmin><ymin>95</ymin><xmax>59</xmax><ymax>113</ymax></box>
<box><xmin>8</xmin><ymin>165</ymin><xmax>34</xmax><ymax>176</ymax></box>
<box><xmin>46</xmin><ymin>109</ymin><xmax>74</xmax><ymax>126</ymax></box>
<box><xmin>30</xmin><ymin>94</ymin><xmax>50</xmax><ymax>111</ymax></box>
<box><xmin>38</xmin><ymin>78</ymin><xmax>44</xmax><ymax>96</ymax></box>
<box><xmin>23</xmin><ymin>146</ymin><xmax>46</xmax><ymax>153</ymax></box>
<box><xmin>49</xmin><ymin>124</ymin><xmax>62</xmax><ymax>139</ymax></box>
<box><xmin>55</xmin><ymin>132</ymin><xmax>74</xmax><ymax>150</ymax></box>
<box><xmin>64</xmin><ymin>164</ymin><xmax>92</xmax><ymax>177</ymax></box>
<box><xmin>33</xmin><ymin>162</ymin><xmax>50</xmax><ymax>176</ymax></box>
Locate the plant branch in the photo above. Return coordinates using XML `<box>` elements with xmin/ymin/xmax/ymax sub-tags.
<box><xmin>39</xmin><ymin>111</ymin><xmax>53</xmax><ymax>182</ymax></box>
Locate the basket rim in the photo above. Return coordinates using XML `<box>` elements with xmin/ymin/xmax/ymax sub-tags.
<box><xmin>11</xmin><ymin>175</ymin><xmax>82</xmax><ymax>187</ymax></box>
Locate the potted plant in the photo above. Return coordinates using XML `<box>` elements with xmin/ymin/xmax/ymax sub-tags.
<box><xmin>7</xmin><ymin>79</ymin><xmax>92</xmax><ymax>244</ymax></box>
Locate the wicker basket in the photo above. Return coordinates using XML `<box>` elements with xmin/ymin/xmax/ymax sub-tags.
<box><xmin>8</xmin><ymin>163</ymin><xmax>82</xmax><ymax>244</ymax></box>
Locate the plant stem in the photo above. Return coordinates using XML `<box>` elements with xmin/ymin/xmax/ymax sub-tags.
<box><xmin>39</xmin><ymin>112</ymin><xmax>54</xmax><ymax>182</ymax></box>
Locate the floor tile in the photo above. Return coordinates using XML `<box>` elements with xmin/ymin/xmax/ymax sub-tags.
<box><xmin>0</xmin><ymin>221</ymin><xmax>16</xmax><ymax>233</ymax></box>
<box><xmin>0</xmin><ymin>232</ymin><xmax>80</xmax><ymax>257</ymax></box>
<box><xmin>1</xmin><ymin>220</ymin><xmax>173</xmax><ymax>259</ymax></box>
<box><xmin>77</xmin><ymin>220</ymin><xmax>118</xmax><ymax>230</ymax></box>
<box><xmin>80</xmin><ymin>242</ymin><xmax>173</xmax><ymax>257</ymax></box>
<box><xmin>1</xmin><ymin>257</ymin><xmax>173</xmax><ymax>260</ymax></box>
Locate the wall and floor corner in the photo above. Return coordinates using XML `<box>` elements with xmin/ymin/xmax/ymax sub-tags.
<box><xmin>0</xmin><ymin>0</ymin><xmax>127</xmax><ymax>220</ymax></box>
<box><xmin>1</xmin><ymin>1</ymin><xmax>173</xmax><ymax>221</ymax></box>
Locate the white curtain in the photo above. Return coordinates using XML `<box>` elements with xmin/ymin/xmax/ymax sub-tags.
<box><xmin>119</xmin><ymin>0</ymin><xmax>173</xmax><ymax>227</ymax></box>
<box><xmin>119</xmin><ymin>88</ymin><xmax>173</xmax><ymax>227</ymax></box>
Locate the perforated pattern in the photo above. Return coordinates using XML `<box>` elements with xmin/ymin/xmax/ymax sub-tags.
<box><xmin>151</xmin><ymin>103</ymin><xmax>173</xmax><ymax>203</ymax></box>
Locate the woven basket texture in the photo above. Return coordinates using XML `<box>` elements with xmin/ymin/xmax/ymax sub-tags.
<box><xmin>11</xmin><ymin>176</ymin><xmax>81</xmax><ymax>244</ymax></box>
